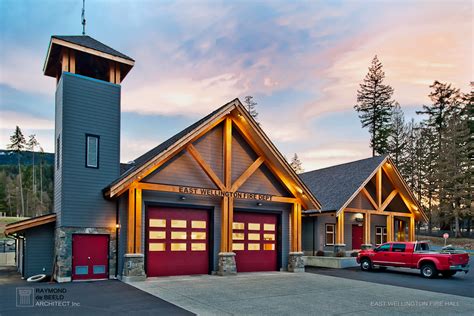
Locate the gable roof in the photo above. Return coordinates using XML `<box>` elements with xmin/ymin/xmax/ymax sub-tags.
<box><xmin>52</xmin><ymin>35</ymin><xmax>134</xmax><ymax>61</ymax></box>
<box><xmin>300</xmin><ymin>156</ymin><xmax>386</xmax><ymax>212</ymax></box>
<box><xmin>104</xmin><ymin>98</ymin><xmax>320</xmax><ymax>210</ymax></box>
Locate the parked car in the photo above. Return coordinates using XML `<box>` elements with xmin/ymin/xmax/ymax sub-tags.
<box><xmin>357</xmin><ymin>241</ymin><xmax>470</xmax><ymax>278</ymax></box>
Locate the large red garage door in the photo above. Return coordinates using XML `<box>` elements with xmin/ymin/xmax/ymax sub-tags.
<box><xmin>232</xmin><ymin>212</ymin><xmax>278</xmax><ymax>272</ymax></box>
<box><xmin>146</xmin><ymin>207</ymin><xmax>209</xmax><ymax>277</ymax></box>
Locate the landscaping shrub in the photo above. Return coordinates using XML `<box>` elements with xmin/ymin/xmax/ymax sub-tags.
<box><xmin>350</xmin><ymin>251</ymin><xmax>359</xmax><ymax>257</ymax></box>
<box><xmin>316</xmin><ymin>250</ymin><xmax>325</xmax><ymax>256</ymax></box>
<box><xmin>334</xmin><ymin>251</ymin><xmax>346</xmax><ymax>257</ymax></box>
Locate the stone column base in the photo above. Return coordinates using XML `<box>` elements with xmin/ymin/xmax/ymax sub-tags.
<box><xmin>361</xmin><ymin>244</ymin><xmax>373</xmax><ymax>250</ymax></box>
<box><xmin>122</xmin><ymin>253</ymin><xmax>146</xmax><ymax>282</ymax></box>
<box><xmin>217</xmin><ymin>252</ymin><xmax>237</xmax><ymax>276</ymax></box>
<box><xmin>288</xmin><ymin>252</ymin><xmax>305</xmax><ymax>273</ymax></box>
<box><xmin>333</xmin><ymin>244</ymin><xmax>346</xmax><ymax>256</ymax></box>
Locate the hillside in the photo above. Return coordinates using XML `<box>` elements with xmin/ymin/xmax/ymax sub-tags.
<box><xmin>0</xmin><ymin>149</ymin><xmax>54</xmax><ymax>165</ymax></box>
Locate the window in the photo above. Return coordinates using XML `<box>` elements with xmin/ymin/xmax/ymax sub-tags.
<box><xmin>392</xmin><ymin>243</ymin><xmax>406</xmax><ymax>252</ymax></box>
<box><xmin>375</xmin><ymin>226</ymin><xmax>387</xmax><ymax>245</ymax></box>
<box><xmin>377</xmin><ymin>243</ymin><xmax>391</xmax><ymax>252</ymax></box>
<box><xmin>86</xmin><ymin>134</ymin><xmax>99</xmax><ymax>168</ymax></box>
<box><xmin>56</xmin><ymin>135</ymin><xmax>60</xmax><ymax>170</ymax></box>
<box><xmin>415</xmin><ymin>243</ymin><xmax>430</xmax><ymax>252</ymax></box>
<box><xmin>325</xmin><ymin>224</ymin><xmax>335</xmax><ymax>246</ymax></box>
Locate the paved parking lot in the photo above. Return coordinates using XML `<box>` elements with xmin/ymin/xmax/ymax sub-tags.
<box><xmin>306</xmin><ymin>262</ymin><xmax>473</xmax><ymax>298</ymax></box>
<box><xmin>129</xmin><ymin>271</ymin><xmax>474</xmax><ymax>315</ymax></box>
<box><xmin>0</xmin><ymin>266</ymin><xmax>192</xmax><ymax>316</ymax></box>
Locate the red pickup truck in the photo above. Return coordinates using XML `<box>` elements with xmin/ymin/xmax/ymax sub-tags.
<box><xmin>357</xmin><ymin>241</ymin><xmax>470</xmax><ymax>278</ymax></box>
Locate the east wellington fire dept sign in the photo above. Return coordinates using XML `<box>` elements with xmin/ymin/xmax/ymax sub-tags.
<box><xmin>178</xmin><ymin>186</ymin><xmax>273</xmax><ymax>201</ymax></box>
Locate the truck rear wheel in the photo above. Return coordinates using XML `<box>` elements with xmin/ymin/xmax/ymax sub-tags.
<box><xmin>420</xmin><ymin>263</ymin><xmax>437</xmax><ymax>278</ymax></box>
<box><xmin>360</xmin><ymin>258</ymin><xmax>372</xmax><ymax>271</ymax></box>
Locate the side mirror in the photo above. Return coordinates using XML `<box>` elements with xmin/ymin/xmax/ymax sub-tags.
<box><xmin>374</xmin><ymin>247</ymin><xmax>380</xmax><ymax>252</ymax></box>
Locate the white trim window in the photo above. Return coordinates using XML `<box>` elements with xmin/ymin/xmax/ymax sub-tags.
<box><xmin>86</xmin><ymin>135</ymin><xmax>99</xmax><ymax>168</ymax></box>
<box><xmin>325</xmin><ymin>224</ymin><xmax>335</xmax><ymax>246</ymax></box>
<box><xmin>375</xmin><ymin>226</ymin><xmax>387</xmax><ymax>245</ymax></box>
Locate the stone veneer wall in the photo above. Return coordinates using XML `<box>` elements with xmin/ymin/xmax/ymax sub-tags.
<box><xmin>54</xmin><ymin>227</ymin><xmax>116</xmax><ymax>282</ymax></box>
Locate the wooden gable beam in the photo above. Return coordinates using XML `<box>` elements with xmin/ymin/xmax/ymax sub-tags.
<box><xmin>230</xmin><ymin>116</ymin><xmax>304</xmax><ymax>206</ymax></box>
<box><xmin>361</xmin><ymin>187</ymin><xmax>378</xmax><ymax>210</ymax></box>
<box><xmin>380</xmin><ymin>189</ymin><xmax>398</xmax><ymax>212</ymax></box>
<box><xmin>187</xmin><ymin>143</ymin><xmax>225</xmax><ymax>191</ymax></box>
<box><xmin>376</xmin><ymin>168</ymin><xmax>382</xmax><ymax>207</ymax></box>
<box><xmin>231</xmin><ymin>156</ymin><xmax>264</xmax><ymax>192</ymax></box>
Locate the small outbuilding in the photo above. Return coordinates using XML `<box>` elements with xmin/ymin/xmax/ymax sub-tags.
<box><xmin>300</xmin><ymin>155</ymin><xmax>427</xmax><ymax>254</ymax></box>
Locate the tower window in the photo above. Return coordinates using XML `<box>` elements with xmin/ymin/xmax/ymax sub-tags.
<box><xmin>86</xmin><ymin>134</ymin><xmax>99</xmax><ymax>168</ymax></box>
<box><xmin>56</xmin><ymin>135</ymin><xmax>60</xmax><ymax>170</ymax></box>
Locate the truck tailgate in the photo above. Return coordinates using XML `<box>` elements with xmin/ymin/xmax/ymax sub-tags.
<box><xmin>450</xmin><ymin>253</ymin><xmax>469</xmax><ymax>265</ymax></box>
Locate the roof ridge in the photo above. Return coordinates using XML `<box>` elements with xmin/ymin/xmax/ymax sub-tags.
<box><xmin>301</xmin><ymin>155</ymin><xmax>387</xmax><ymax>175</ymax></box>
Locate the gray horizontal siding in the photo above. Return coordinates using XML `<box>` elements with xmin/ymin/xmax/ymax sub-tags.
<box><xmin>24</xmin><ymin>223</ymin><xmax>55</xmax><ymax>278</ymax></box>
<box><xmin>58</xmin><ymin>73</ymin><xmax>120</xmax><ymax>228</ymax></box>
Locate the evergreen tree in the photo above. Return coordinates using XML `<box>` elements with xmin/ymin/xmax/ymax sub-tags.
<box><xmin>27</xmin><ymin>134</ymin><xmax>39</xmax><ymax>213</ymax></box>
<box><xmin>289</xmin><ymin>153</ymin><xmax>304</xmax><ymax>174</ymax></box>
<box><xmin>243</xmin><ymin>96</ymin><xmax>259</xmax><ymax>120</ymax></box>
<box><xmin>387</xmin><ymin>103</ymin><xmax>407</xmax><ymax>166</ymax></box>
<box><xmin>354</xmin><ymin>55</ymin><xmax>396</xmax><ymax>156</ymax></box>
<box><xmin>7</xmin><ymin>126</ymin><xmax>26</xmax><ymax>216</ymax></box>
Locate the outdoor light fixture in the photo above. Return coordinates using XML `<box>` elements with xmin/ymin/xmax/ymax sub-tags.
<box><xmin>180</xmin><ymin>196</ymin><xmax>186</xmax><ymax>200</ymax></box>
<box><xmin>115</xmin><ymin>224</ymin><xmax>120</xmax><ymax>229</ymax></box>
<box><xmin>355</xmin><ymin>213</ymin><xmax>364</xmax><ymax>222</ymax></box>
<box><xmin>257</xmin><ymin>202</ymin><xmax>263</xmax><ymax>206</ymax></box>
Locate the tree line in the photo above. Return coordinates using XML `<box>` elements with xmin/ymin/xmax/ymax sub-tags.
<box><xmin>355</xmin><ymin>56</ymin><xmax>472</xmax><ymax>237</ymax></box>
<box><xmin>0</xmin><ymin>126</ymin><xmax>54</xmax><ymax>217</ymax></box>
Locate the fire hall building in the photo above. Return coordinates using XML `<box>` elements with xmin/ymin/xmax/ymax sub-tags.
<box><xmin>5</xmin><ymin>35</ymin><xmax>425</xmax><ymax>282</ymax></box>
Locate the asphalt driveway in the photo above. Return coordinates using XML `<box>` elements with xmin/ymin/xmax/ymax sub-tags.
<box><xmin>0</xmin><ymin>266</ymin><xmax>193</xmax><ymax>316</ymax></box>
<box><xmin>306</xmin><ymin>257</ymin><xmax>474</xmax><ymax>298</ymax></box>
<box><xmin>128</xmin><ymin>271</ymin><xmax>474</xmax><ymax>315</ymax></box>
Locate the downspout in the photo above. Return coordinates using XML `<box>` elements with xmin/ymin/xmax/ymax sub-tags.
<box><xmin>115</xmin><ymin>200</ymin><xmax>119</xmax><ymax>278</ymax></box>
<box><xmin>312</xmin><ymin>216</ymin><xmax>316</xmax><ymax>256</ymax></box>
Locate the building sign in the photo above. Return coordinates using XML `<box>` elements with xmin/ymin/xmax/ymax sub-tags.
<box><xmin>178</xmin><ymin>186</ymin><xmax>273</xmax><ymax>201</ymax></box>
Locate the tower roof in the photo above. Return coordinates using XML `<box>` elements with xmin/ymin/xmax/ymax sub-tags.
<box><xmin>43</xmin><ymin>35</ymin><xmax>135</xmax><ymax>80</ymax></box>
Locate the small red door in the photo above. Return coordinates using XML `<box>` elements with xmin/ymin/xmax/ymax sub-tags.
<box><xmin>352</xmin><ymin>225</ymin><xmax>363</xmax><ymax>250</ymax></box>
<box><xmin>147</xmin><ymin>207</ymin><xmax>209</xmax><ymax>277</ymax></box>
<box><xmin>232</xmin><ymin>212</ymin><xmax>278</xmax><ymax>272</ymax></box>
<box><xmin>72</xmin><ymin>234</ymin><xmax>109</xmax><ymax>280</ymax></box>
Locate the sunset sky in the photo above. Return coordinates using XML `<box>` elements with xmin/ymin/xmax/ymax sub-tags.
<box><xmin>0</xmin><ymin>0</ymin><xmax>472</xmax><ymax>170</ymax></box>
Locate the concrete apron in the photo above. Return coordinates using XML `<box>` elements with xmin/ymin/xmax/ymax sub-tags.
<box><xmin>126</xmin><ymin>272</ymin><xmax>474</xmax><ymax>316</ymax></box>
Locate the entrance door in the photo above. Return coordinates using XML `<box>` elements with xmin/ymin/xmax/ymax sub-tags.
<box><xmin>146</xmin><ymin>207</ymin><xmax>210</xmax><ymax>277</ymax></box>
<box><xmin>72</xmin><ymin>234</ymin><xmax>109</xmax><ymax>280</ymax></box>
<box><xmin>232</xmin><ymin>212</ymin><xmax>278</xmax><ymax>272</ymax></box>
<box><xmin>352</xmin><ymin>224</ymin><xmax>363</xmax><ymax>250</ymax></box>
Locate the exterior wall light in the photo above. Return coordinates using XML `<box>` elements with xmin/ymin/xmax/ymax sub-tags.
<box><xmin>354</xmin><ymin>213</ymin><xmax>364</xmax><ymax>222</ymax></box>
<box><xmin>180</xmin><ymin>196</ymin><xmax>186</xmax><ymax>200</ymax></box>
<box><xmin>115</xmin><ymin>224</ymin><xmax>120</xmax><ymax>229</ymax></box>
<box><xmin>257</xmin><ymin>202</ymin><xmax>263</xmax><ymax>206</ymax></box>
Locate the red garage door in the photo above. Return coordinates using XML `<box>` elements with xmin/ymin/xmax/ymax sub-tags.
<box><xmin>146</xmin><ymin>207</ymin><xmax>209</xmax><ymax>277</ymax></box>
<box><xmin>232</xmin><ymin>212</ymin><xmax>278</xmax><ymax>272</ymax></box>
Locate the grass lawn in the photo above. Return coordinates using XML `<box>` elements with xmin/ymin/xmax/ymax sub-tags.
<box><xmin>0</xmin><ymin>217</ymin><xmax>29</xmax><ymax>238</ymax></box>
<box><xmin>417</xmin><ymin>234</ymin><xmax>473</xmax><ymax>249</ymax></box>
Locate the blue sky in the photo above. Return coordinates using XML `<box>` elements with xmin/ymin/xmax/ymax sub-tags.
<box><xmin>0</xmin><ymin>0</ymin><xmax>472</xmax><ymax>169</ymax></box>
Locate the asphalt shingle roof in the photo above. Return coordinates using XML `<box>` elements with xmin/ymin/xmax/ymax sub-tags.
<box><xmin>52</xmin><ymin>35</ymin><xmax>134</xmax><ymax>61</ymax></box>
<box><xmin>299</xmin><ymin>155</ymin><xmax>387</xmax><ymax>212</ymax></box>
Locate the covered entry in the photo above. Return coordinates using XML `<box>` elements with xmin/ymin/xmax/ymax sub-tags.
<box><xmin>146</xmin><ymin>207</ymin><xmax>210</xmax><ymax>277</ymax></box>
<box><xmin>232</xmin><ymin>212</ymin><xmax>278</xmax><ymax>272</ymax></box>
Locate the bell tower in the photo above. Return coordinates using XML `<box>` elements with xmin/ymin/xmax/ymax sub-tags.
<box><xmin>44</xmin><ymin>35</ymin><xmax>134</xmax><ymax>282</ymax></box>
